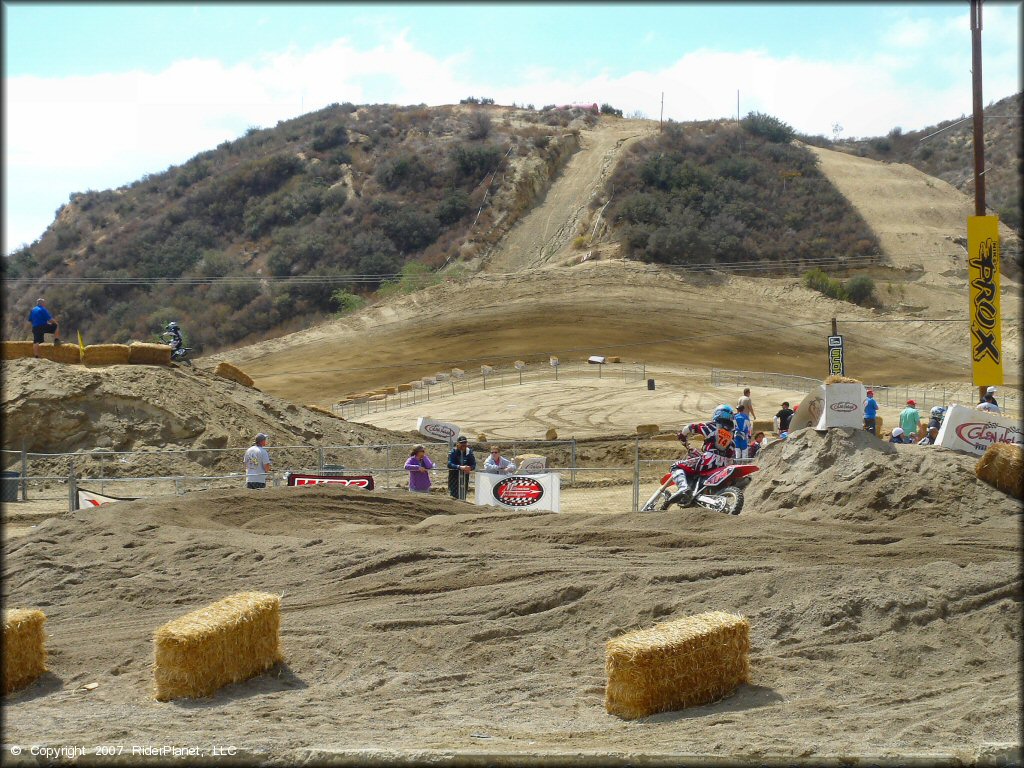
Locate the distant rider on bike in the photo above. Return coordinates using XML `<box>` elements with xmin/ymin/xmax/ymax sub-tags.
<box><xmin>674</xmin><ymin>404</ymin><xmax>738</xmax><ymax>501</ymax></box>
<box><xmin>163</xmin><ymin>321</ymin><xmax>184</xmax><ymax>355</ymax></box>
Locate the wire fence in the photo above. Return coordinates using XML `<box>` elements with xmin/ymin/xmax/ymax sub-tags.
<box><xmin>711</xmin><ymin>368</ymin><xmax>1019</xmax><ymax>419</ymax></box>
<box><xmin>334</xmin><ymin>360</ymin><xmax>647</xmax><ymax>419</ymax></box>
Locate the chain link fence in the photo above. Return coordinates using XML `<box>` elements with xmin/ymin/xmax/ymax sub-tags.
<box><xmin>336</xmin><ymin>360</ymin><xmax>647</xmax><ymax>419</ymax></box>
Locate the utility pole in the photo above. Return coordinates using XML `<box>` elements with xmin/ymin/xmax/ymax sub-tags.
<box><xmin>660</xmin><ymin>92</ymin><xmax>664</xmax><ymax>132</ymax></box>
<box><xmin>971</xmin><ymin>0</ymin><xmax>988</xmax><ymax>404</ymax></box>
<box><xmin>737</xmin><ymin>90</ymin><xmax>740</xmax><ymax>121</ymax></box>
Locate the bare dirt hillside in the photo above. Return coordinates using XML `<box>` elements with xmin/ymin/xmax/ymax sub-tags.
<box><xmin>482</xmin><ymin>119</ymin><xmax>653</xmax><ymax>272</ymax></box>
<box><xmin>3</xmin><ymin>430</ymin><xmax>1019</xmax><ymax>763</ymax></box>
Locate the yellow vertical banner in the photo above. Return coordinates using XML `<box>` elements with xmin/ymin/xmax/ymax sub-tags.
<box><xmin>967</xmin><ymin>215</ymin><xmax>1002</xmax><ymax>386</ymax></box>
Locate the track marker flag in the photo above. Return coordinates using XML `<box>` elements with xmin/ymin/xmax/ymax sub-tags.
<box><xmin>77</xmin><ymin>330</ymin><xmax>85</xmax><ymax>353</ymax></box>
<box><xmin>967</xmin><ymin>216</ymin><xmax>1002</xmax><ymax>386</ymax></box>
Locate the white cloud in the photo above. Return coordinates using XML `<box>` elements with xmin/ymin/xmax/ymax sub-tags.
<box><xmin>4</xmin><ymin>24</ymin><xmax>1020</xmax><ymax>254</ymax></box>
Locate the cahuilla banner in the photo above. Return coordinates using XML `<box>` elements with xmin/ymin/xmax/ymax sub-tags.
<box><xmin>967</xmin><ymin>216</ymin><xmax>1002</xmax><ymax>386</ymax></box>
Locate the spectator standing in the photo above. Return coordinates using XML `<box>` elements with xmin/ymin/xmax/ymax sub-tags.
<box><xmin>733</xmin><ymin>405</ymin><xmax>752</xmax><ymax>459</ymax></box>
<box><xmin>737</xmin><ymin>388</ymin><xmax>756</xmax><ymax>420</ymax></box>
<box><xmin>774</xmin><ymin>401</ymin><xmax>795</xmax><ymax>433</ymax></box>
<box><xmin>863</xmin><ymin>389</ymin><xmax>879</xmax><ymax>435</ymax></box>
<box><xmin>243</xmin><ymin>433</ymin><xmax>272</xmax><ymax>489</ymax></box>
<box><xmin>977</xmin><ymin>388</ymin><xmax>1001</xmax><ymax>414</ymax></box>
<box><xmin>483</xmin><ymin>445</ymin><xmax>517</xmax><ymax>474</ymax></box>
<box><xmin>404</xmin><ymin>444</ymin><xmax>435</xmax><ymax>493</ymax></box>
<box><xmin>899</xmin><ymin>400</ymin><xmax>921</xmax><ymax>438</ymax></box>
<box><xmin>447</xmin><ymin>435</ymin><xmax>476</xmax><ymax>500</ymax></box>
<box><xmin>28</xmin><ymin>298</ymin><xmax>61</xmax><ymax>357</ymax></box>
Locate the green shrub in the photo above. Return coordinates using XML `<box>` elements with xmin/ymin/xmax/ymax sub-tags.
<box><xmin>600</xmin><ymin>103</ymin><xmax>623</xmax><ymax>117</ymax></box>
<box><xmin>331</xmin><ymin>290</ymin><xmax>365</xmax><ymax>314</ymax></box>
<box><xmin>844</xmin><ymin>275</ymin><xmax>876</xmax><ymax>306</ymax></box>
<box><xmin>740</xmin><ymin>112</ymin><xmax>795</xmax><ymax>143</ymax></box>
<box><xmin>437</xmin><ymin>189</ymin><xmax>470</xmax><ymax>225</ymax></box>
<box><xmin>804</xmin><ymin>268</ymin><xmax>847</xmax><ymax>300</ymax></box>
<box><xmin>450</xmin><ymin>143</ymin><xmax>504</xmax><ymax>181</ymax></box>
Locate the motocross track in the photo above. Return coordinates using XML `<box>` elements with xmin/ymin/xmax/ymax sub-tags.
<box><xmin>2</xmin><ymin>115</ymin><xmax>1021</xmax><ymax>765</ymax></box>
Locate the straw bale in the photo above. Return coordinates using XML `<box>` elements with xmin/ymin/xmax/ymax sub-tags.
<box><xmin>214</xmin><ymin>362</ymin><xmax>255</xmax><ymax>388</ymax></box>
<box><xmin>397</xmin><ymin>384</ymin><xmax>413</xmax><ymax>392</ymax></box>
<box><xmin>82</xmin><ymin>344</ymin><xmax>130</xmax><ymax>365</ymax></box>
<box><xmin>411</xmin><ymin>381</ymin><xmax>424</xmax><ymax>390</ymax></box>
<box><xmin>451</xmin><ymin>368</ymin><xmax>464</xmax><ymax>377</ymax></box>
<box><xmin>477</xmin><ymin>433</ymin><xmax>487</xmax><ymax>442</ymax></box>
<box><xmin>1</xmin><ymin>341</ymin><xmax>34</xmax><ymax>360</ymax></box>
<box><xmin>752</xmin><ymin>420</ymin><xmax>773</xmax><ymax>434</ymax></box>
<box><xmin>975</xmin><ymin>443</ymin><xmax>1024</xmax><ymax>500</ymax></box>
<box><xmin>39</xmin><ymin>343</ymin><xmax>84</xmax><ymax>364</ymax></box>
<box><xmin>369</xmin><ymin>394</ymin><xmax>386</xmax><ymax>402</ymax></box>
<box><xmin>605</xmin><ymin>611</ymin><xmax>750</xmax><ymax>720</ymax></box>
<box><xmin>153</xmin><ymin>592</ymin><xmax>282</xmax><ymax>701</ymax></box>
<box><xmin>607</xmin><ymin>356</ymin><xmax>621</xmax><ymax>363</ymax></box>
<box><xmin>545</xmin><ymin>427</ymin><xmax>558</xmax><ymax>441</ymax></box>
<box><xmin>824</xmin><ymin>375</ymin><xmax>861</xmax><ymax>384</ymax></box>
<box><xmin>128</xmin><ymin>342</ymin><xmax>172</xmax><ymax>366</ymax></box>
<box><xmin>636</xmin><ymin>424</ymin><xmax>660</xmax><ymax>436</ymax></box>
<box><xmin>306</xmin><ymin>404</ymin><xmax>343</xmax><ymax>419</ymax></box>
<box><xmin>4</xmin><ymin>609</ymin><xmax>48</xmax><ymax>695</ymax></box>
<box><xmin>384</xmin><ymin>387</ymin><xmax>398</xmax><ymax>395</ymax></box>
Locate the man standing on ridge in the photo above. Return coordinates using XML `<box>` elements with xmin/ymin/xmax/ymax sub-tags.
<box><xmin>28</xmin><ymin>298</ymin><xmax>61</xmax><ymax>357</ymax></box>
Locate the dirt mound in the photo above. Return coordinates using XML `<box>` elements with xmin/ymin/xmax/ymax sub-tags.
<box><xmin>1</xmin><ymin>358</ymin><xmax>412</xmax><ymax>465</ymax></box>
<box><xmin>3</xmin><ymin>483</ymin><xmax>1018</xmax><ymax>761</ymax></box>
<box><xmin>747</xmin><ymin>428</ymin><xmax>1021</xmax><ymax>525</ymax></box>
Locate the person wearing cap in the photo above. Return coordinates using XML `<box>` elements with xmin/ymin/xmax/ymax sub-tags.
<box><xmin>243</xmin><ymin>433</ymin><xmax>272</xmax><ymax>489</ymax></box>
<box><xmin>446</xmin><ymin>436</ymin><xmax>476</xmax><ymax>500</ymax></box>
<box><xmin>774</xmin><ymin>401</ymin><xmax>794</xmax><ymax>433</ymax></box>
<box><xmin>863</xmin><ymin>389</ymin><xmax>879</xmax><ymax>435</ymax></box>
<box><xmin>889</xmin><ymin>427</ymin><xmax>912</xmax><ymax>444</ymax></box>
<box><xmin>977</xmin><ymin>387</ymin><xmax>1001</xmax><ymax>414</ymax></box>
<box><xmin>28</xmin><ymin>298</ymin><xmax>62</xmax><ymax>358</ymax></box>
<box><xmin>899</xmin><ymin>399</ymin><xmax>921</xmax><ymax>439</ymax></box>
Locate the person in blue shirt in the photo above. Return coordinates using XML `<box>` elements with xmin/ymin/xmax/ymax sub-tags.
<box><xmin>863</xmin><ymin>389</ymin><xmax>879</xmax><ymax>435</ymax></box>
<box><xmin>28</xmin><ymin>298</ymin><xmax>61</xmax><ymax>357</ymax></box>
<box><xmin>733</xmin><ymin>404</ymin><xmax>752</xmax><ymax>459</ymax></box>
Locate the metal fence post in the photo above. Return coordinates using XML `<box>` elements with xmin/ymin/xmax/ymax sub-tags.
<box><xmin>570</xmin><ymin>440</ymin><xmax>577</xmax><ymax>483</ymax></box>
<box><xmin>68</xmin><ymin>460</ymin><xmax>77</xmax><ymax>513</ymax></box>
<box><xmin>318</xmin><ymin>447</ymin><xmax>324</xmax><ymax>474</ymax></box>
<box><xmin>633</xmin><ymin>438</ymin><xmax>641</xmax><ymax>513</ymax></box>
<box><xmin>386</xmin><ymin>444</ymin><xmax>392</xmax><ymax>490</ymax></box>
<box><xmin>99</xmin><ymin>453</ymin><xmax>105</xmax><ymax>494</ymax></box>
<box><xmin>21</xmin><ymin>442</ymin><xmax>28</xmax><ymax>501</ymax></box>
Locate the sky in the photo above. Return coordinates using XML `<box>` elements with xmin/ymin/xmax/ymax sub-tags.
<box><xmin>3</xmin><ymin>2</ymin><xmax>1021</xmax><ymax>255</ymax></box>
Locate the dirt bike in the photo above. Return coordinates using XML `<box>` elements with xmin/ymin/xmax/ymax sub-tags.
<box><xmin>161</xmin><ymin>333</ymin><xmax>194</xmax><ymax>366</ymax></box>
<box><xmin>640</xmin><ymin>449</ymin><xmax>759</xmax><ymax>515</ymax></box>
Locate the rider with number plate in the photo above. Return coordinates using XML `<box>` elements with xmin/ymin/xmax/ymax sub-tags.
<box><xmin>673</xmin><ymin>405</ymin><xmax>738</xmax><ymax>501</ymax></box>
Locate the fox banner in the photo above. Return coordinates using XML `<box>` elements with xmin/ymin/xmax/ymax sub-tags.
<box><xmin>475</xmin><ymin>472</ymin><xmax>560</xmax><ymax>512</ymax></box>
<box><xmin>77</xmin><ymin>488</ymin><xmax>138</xmax><ymax>509</ymax></box>
<box><xmin>286</xmin><ymin>473</ymin><xmax>375</xmax><ymax>489</ymax></box>
<box><xmin>967</xmin><ymin>216</ymin><xmax>1002</xmax><ymax>386</ymax></box>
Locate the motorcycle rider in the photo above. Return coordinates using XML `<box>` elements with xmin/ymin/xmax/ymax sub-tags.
<box><xmin>674</xmin><ymin>404</ymin><xmax>738</xmax><ymax>502</ymax></box>
<box><xmin>163</xmin><ymin>321</ymin><xmax>184</xmax><ymax>355</ymax></box>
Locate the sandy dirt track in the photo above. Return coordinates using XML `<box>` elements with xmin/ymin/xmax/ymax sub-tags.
<box><xmin>2</xmin><ymin>428</ymin><xmax>1020</xmax><ymax>764</ymax></box>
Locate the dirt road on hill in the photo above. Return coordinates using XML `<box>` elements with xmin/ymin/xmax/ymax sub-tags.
<box><xmin>484</xmin><ymin>119</ymin><xmax>653</xmax><ymax>272</ymax></box>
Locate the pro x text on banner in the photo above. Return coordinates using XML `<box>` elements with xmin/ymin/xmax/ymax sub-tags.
<box><xmin>967</xmin><ymin>216</ymin><xmax>1002</xmax><ymax>386</ymax></box>
<box><xmin>475</xmin><ymin>473</ymin><xmax>560</xmax><ymax>512</ymax></box>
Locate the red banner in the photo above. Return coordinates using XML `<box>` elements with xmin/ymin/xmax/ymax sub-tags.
<box><xmin>285</xmin><ymin>473</ymin><xmax>374</xmax><ymax>490</ymax></box>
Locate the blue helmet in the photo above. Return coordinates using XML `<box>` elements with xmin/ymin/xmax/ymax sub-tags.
<box><xmin>930</xmin><ymin>406</ymin><xmax>946</xmax><ymax>419</ymax></box>
<box><xmin>712</xmin><ymin>404</ymin><xmax>736</xmax><ymax>427</ymax></box>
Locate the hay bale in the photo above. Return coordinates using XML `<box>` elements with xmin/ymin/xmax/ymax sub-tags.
<box><xmin>40</xmin><ymin>343</ymin><xmax>84</xmax><ymax>364</ymax></box>
<box><xmin>636</xmin><ymin>424</ymin><xmax>660</xmax><ymax>436</ymax></box>
<box><xmin>214</xmin><ymin>362</ymin><xmax>255</xmax><ymax>388</ymax></box>
<box><xmin>4</xmin><ymin>609</ymin><xmax>47</xmax><ymax>694</ymax></box>
<box><xmin>545</xmin><ymin>427</ymin><xmax>558</xmax><ymax>441</ymax></box>
<box><xmin>82</xmin><ymin>344</ymin><xmax>130</xmax><ymax>365</ymax></box>
<box><xmin>607</xmin><ymin>356</ymin><xmax>621</xmax><ymax>363</ymax></box>
<box><xmin>477</xmin><ymin>433</ymin><xmax>487</xmax><ymax>442</ymax></box>
<box><xmin>752</xmin><ymin>419</ymin><xmax>773</xmax><ymax>434</ymax></box>
<box><xmin>975</xmin><ymin>443</ymin><xmax>1024</xmax><ymax>499</ymax></box>
<box><xmin>605</xmin><ymin>611</ymin><xmax>750</xmax><ymax>720</ymax></box>
<box><xmin>128</xmin><ymin>342</ymin><xmax>172</xmax><ymax>366</ymax></box>
<box><xmin>385</xmin><ymin>386</ymin><xmax>398</xmax><ymax>395</ymax></box>
<box><xmin>306</xmin><ymin>404</ymin><xmax>342</xmax><ymax>419</ymax></box>
<box><xmin>824</xmin><ymin>375</ymin><xmax>861</xmax><ymax>384</ymax></box>
<box><xmin>397</xmin><ymin>384</ymin><xmax>412</xmax><ymax>393</ymax></box>
<box><xmin>1</xmin><ymin>341</ymin><xmax>34</xmax><ymax>360</ymax></box>
<box><xmin>153</xmin><ymin>592</ymin><xmax>283</xmax><ymax>701</ymax></box>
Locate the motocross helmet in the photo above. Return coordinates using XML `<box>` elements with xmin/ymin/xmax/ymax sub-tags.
<box><xmin>930</xmin><ymin>406</ymin><xmax>946</xmax><ymax>419</ymax></box>
<box><xmin>166</xmin><ymin>321</ymin><xmax>179</xmax><ymax>331</ymax></box>
<box><xmin>712</xmin><ymin>404</ymin><xmax>736</xmax><ymax>428</ymax></box>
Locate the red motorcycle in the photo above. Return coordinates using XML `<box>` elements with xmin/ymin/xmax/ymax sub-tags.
<box><xmin>640</xmin><ymin>449</ymin><xmax>759</xmax><ymax>515</ymax></box>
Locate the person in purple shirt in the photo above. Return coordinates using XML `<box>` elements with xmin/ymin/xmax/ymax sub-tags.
<box><xmin>28</xmin><ymin>298</ymin><xmax>62</xmax><ymax>357</ymax></box>
<box><xmin>405</xmin><ymin>444</ymin><xmax>435</xmax><ymax>493</ymax></box>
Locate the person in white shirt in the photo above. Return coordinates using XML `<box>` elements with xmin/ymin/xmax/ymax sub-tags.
<box><xmin>483</xmin><ymin>445</ymin><xmax>517</xmax><ymax>474</ymax></box>
<box><xmin>244</xmin><ymin>433</ymin><xmax>272</xmax><ymax>489</ymax></box>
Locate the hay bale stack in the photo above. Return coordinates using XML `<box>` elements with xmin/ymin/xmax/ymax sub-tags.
<box><xmin>477</xmin><ymin>433</ymin><xmax>487</xmax><ymax>442</ymax></box>
<box><xmin>82</xmin><ymin>344</ymin><xmax>130</xmax><ymax>366</ymax></box>
<box><xmin>4</xmin><ymin>609</ymin><xmax>47</xmax><ymax>694</ymax></box>
<box><xmin>153</xmin><ymin>592</ymin><xmax>283</xmax><ymax>701</ymax></box>
<box><xmin>306</xmin><ymin>404</ymin><xmax>342</xmax><ymax>419</ymax></box>
<box><xmin>636</xmin><ymin>424</ymin><xmax>660</xmax><ymax>436</ymax></box>
<box><xmin>824</xmin><ymin>375</ymin><xmax>861</xmax><ymax>384</ymax></box>
<box><xmin>752</xmin><ymin>419</ymin><xmax>773</xmax><ymax>434</ymax></box>
<box><xmin>976</xmin><ymin>443</ymin><xmax>1024</xmax><ymax>499</ymax></box>
<box><xmin>410</xmin><ymin>381</ymin><xmax>424</xmax><ymax>390</ymax></box>
<box><xmin>607</xmin><ymin>356</ymin><xmax>621</xmax><ymax>363</ymax></box>
<box><xmin>397</xmin><ymin>384</ymin><xmax>412</xmax><ymax>393</ymax></box>
<box><xmin>128</xmin><ymin>342</ymin><xmax>172</xmax><ymax>366</ymax></box>
<box><xmin>385</xmin><ymin>386</ymin><xmax>398</xmax><ymax>395</ymax></box>
<box><xmin>1</xmin><ymin>341</ymin><xmax>34</xmax><ymax>360</ymax></box>
<box><xmin>545</xmin><ymin>427</ymin><xmax>558</xmax><ymax>441</ymax></box>
<box><xmin>39</xmin><ymin>343</ymin><xmax>84</xmax><ymax>364</ymax></box>
<box><xmin>605</xmin><ymin>611</ymin><xmax>750</xmax><ymax>720</ymax></box>
<box><xmin>214</xmin><ymin>362</ymin><xmax>255</xmax><ymax>388</ymax></box>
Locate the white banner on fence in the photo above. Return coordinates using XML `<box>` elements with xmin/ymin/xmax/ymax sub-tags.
<box><xmin>77</xmin><ymin>488</ymin><xmax>138</xmax><ymax>509</ymax></box>
<box><xmin>816</xmin><ymin>383</ymin><xmax>865</xmax><ymax>430</ymax></box>
<box><xmin>515</xmin><ymin>455</ymin><xmax>547</xmax><ymax>473</ymax></box>
<box><xmin>475</xmin><ymin>473</ymin><xmax>560</xmax><ymax>512</ymax></box>
<box><xmin>934</xmin><ymin>404</ymin><xmax>1023</xmax><ymax>456</ymax></box>
<box><xmin>416</xmin><ymin>417</ymin><xmax>460</xmax><ymax>442</ymax></box>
